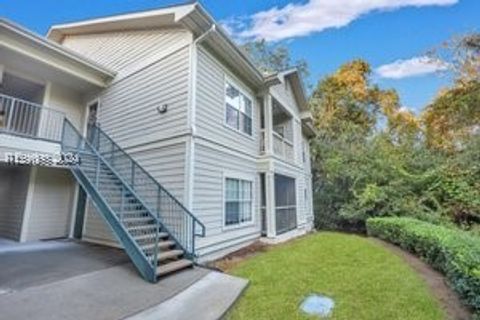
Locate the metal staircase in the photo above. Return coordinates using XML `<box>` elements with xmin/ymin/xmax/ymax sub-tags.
<box><xmin>61</xmin><ymin>119</ymin><xmax>205</xmax><ymax>282</ymax></box>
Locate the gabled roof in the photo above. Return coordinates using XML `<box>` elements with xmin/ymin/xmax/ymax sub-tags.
<box><xmin>265</xmin><ymin>68</ymin><xmax>315</xmax><ymax>138</ymax></box>
<box><xmin>265</xmin><ymin>68</ymin><xmax>309</xmax><ymax>112</ymax></box>
<box><xmin>0</xmin><ymin>18</ymin><xmax>115</xmax><ymax>87</ymax></box>
<box><xmin>47</xmin><ymin>2</ymin><xmax>265</xmax><ymax>88</ymax></box>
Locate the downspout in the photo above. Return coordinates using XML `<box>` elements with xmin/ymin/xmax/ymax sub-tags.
<box><xmin>185</xmin><ymin>24</ymin><xmax>216</xmax><ymax>211</ymax></box>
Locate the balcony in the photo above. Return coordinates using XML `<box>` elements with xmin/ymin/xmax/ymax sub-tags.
<box><xmin>259</xmin><ymin>97</ymin><xmax>295</xmax><ymax>163</ymax></box>
<box><xmin>272</xmin><ymin>131</ymin><xmax>294</xmax><ymax>162</ymax></box>
<box><xmin>0</xmin><ymin>94</ymin><xmax>65</xmax><ymax>142</ymax></box>
<box><xmin>0</xmin><ymin>94</ymin><xmax>66</xmax><ymax>161</ymax></box>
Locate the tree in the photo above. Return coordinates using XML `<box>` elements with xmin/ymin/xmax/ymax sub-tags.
<box><xmin>423</xmin><ymin>81</ymin><xmax>480</xmax><ymax>151</ymax></box>
<box><xmin>309</xmin><ymin>59</ymin><xmax>406</xmax><ymax>136</ymax></box>
<box><xmin>424</xmin><ymin>33</ymin><xmax>480</xmax><ymax>151</ymax></box>
<box><xmin>241</xmin><ymin>40</ymin><xmax>310</xmax><ymax>80</ymax></box>
<box><xmin>431</xmin><ymin>32</ymin><xmax>480</xmax><ymax>84</ymax></box>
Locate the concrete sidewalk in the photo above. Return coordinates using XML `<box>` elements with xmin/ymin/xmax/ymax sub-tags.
<box><xmin>127</xmin><ymin>272</ymin><xmax>249</xmax><ymax>320</ymax></box>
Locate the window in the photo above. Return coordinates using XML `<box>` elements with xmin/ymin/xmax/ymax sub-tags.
<box><xmin>225</xmin><ymin>177</ymin><xmax>253</xmax><ymax>226</ymax></box>
<box><xmin>225</xmin><ymin>82</ymin><xmax>252</xmax><ymax>136</ymax></box>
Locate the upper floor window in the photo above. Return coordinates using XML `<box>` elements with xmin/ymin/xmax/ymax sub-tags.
<box><xmin>225</xmin><ymin>82</ymin><xmax>252</xmax><ymax>136</ymax></box>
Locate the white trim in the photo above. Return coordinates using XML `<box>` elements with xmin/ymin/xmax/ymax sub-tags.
<box><xmin>19</xmin><ymin>166</ymin><xmax>37</xmax><ymax>242</ymax></box>
<box><xmin>47</xmin><ymin>3</ymin><xmax>196</xmax><ymax>38</ymax></box>
<box><xmin>82</xmin><ymin>199</ymin><xmax>89</xmax><ymax>239</ymax></box>
<box><xmin>42</xmin><ymin>81</ymin><xmax>52</xmax><ymax>105</ymax></box>
<box><xmin>184</xmin><ymin>137</ymin><xmax>195</xmax><ymax>210</ymax></box>
<box><xmin>0</xmin><ymin>21</ymin><xmax>114</xmax><ymax>87</ymax></box>
<box><xmin>221</xmin><ymin>171</ymin><xmax>255</xmax><ymax>231</ymax></box>
<box><xmin>184</xmin><ymin>40</ymin><xmax>196</xmax><ymax>210</ymax></box>
<box><xmin>0</xmin><ymin>20</ymin><xmax>115</xmax><ymax>76</ymax></box>
<box><xmin>0</xmin><ymin>64</ymin><xmax>3</xmax><ymax>84</ymax></box>
<box><xmin>260</xmin><ymin>227</ymin><xmax>309</xmax><ymax>244</ymax></box>
<box><xmin>68</xmin><ymin>183</ymin><xmax>80</xmax><ymax>238</ymax></box>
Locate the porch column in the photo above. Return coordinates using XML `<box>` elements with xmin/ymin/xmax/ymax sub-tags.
<box><xmin>264</xmin><ymin>94</ymin><xmax>274</xmax><ymax>156</ymax></box>
<box><xmin>265</xmin><ymin>171</ymin><xmax>276</xmax><ymax>238</ymax></box>
<box><xmin>19</xmin><ymin>166</ymin><xmax>37</xmax><ymax>242</ymax></box>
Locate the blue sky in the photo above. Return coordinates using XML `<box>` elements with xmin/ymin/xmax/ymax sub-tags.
<box><xmin>2</xmin><ymin>0</ymin><xmax>478</xmax><ymax>112</ymax></box>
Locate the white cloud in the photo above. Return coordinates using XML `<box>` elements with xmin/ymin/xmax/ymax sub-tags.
<box><xmin>399</xmin><ymin>106</ymin><xmax>412</xmax><ymax>112</ymax></box>
<box><xmin>228</xmin><ymin>0</ymin><xmax>458</xmax><ymax>41</ymax></box>
<box><xmin>375</xmin><ymin>56</ymin><xmax>448</xmax><ymax>79</ymax></box>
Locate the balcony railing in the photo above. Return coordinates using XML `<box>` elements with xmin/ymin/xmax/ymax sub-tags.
<box><xmin>260</xmin><ymin>129</ymin><xmax>295</xmax><ymax>162</ymax></box>
<box><xmin>272</xmin><ymin>131</ymin><xmax>294</xmax><ymax>162</ymax></box>
<box><xmin>0</xmin><ymin>94</ymin><xmax>65</xmax><ymax>142</ymax></box>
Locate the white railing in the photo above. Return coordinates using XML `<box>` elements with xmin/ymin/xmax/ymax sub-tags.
<box><xmin>272</xmin><ymin>131</ymin><xmax>294</xmax><ymax>162</ymax></box>
<box><xmin>260</xmin><ymin>129</ymin><xmax>266</xmax><ymax>153</ymax></box>
<box><xmin>0</xmin><ymin>94</ymin><xmax>65</xmax><ymax>142</ymax></box>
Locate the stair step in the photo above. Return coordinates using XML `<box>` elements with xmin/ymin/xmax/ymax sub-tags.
<box><xmin>156</xmin><ymin>259</ymin><xmax>193</xmax><ymax>277</ymax></box>
<box><xmin>128</xmin><ymin>224</ymin><xmax>159</xmax><ymax>232</ymax></box>
<box><xmin>120</xmin><ymin>210</ymin><xmax>149</xmax><ymax>216</ymax></box>
<box><xmin>134</xmin><ymin>232</ymin><xmax>168</xmax><ymax>241</ymax></box>
<box><xmin>122</xmin><ymin>216</ymin><xmax>154</xmax><ymax>223</ymax></box>
<box><xmin>141</xmin><ymin>240</ymin><xmax>175</xmax><ymax>251</ymax></box>
<box><xmin>157</xmin><ymin>249</ymin><xmax>184</xmax><ymax>262</ymax></box>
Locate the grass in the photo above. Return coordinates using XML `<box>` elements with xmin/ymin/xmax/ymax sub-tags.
<box><xmin>226</xmin><ymin>232</ymin><xmax>445</xmax><ymax>320</ymax></box>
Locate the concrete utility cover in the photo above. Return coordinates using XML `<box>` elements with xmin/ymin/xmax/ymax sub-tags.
<box><xmin>300</xmin><ymin>294</ymin><xmax>335</xmax><ymax>317</ymax></box>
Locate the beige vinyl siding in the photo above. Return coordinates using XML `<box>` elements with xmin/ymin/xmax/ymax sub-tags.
<box><xmin>192</xmin><ymin>142</ymin><xmax>261</xmax><ymax>257</ymax></box>
<box><xmin>24</xmin><ymin>167</ymin><xmax>75</xmax><ymax>241</ymax></box>
<box><xmin>46</xmin><ymin>82</ymin><xmax>86</xmax><ymax>131</ymax></box>
<box><xmin>82</xmin><ymin>140</ymin><xmax>187</xmax><ymax>245</ymax></box>
<box><xmin>61</xmin><ymin>28</ymin><xmax>192</xmax><ymax>79</ymax></box>
<box><xmin>75</xmin><ymin>28</ymin><xmax>192</xmax><ymax>246</ymax></box>
<box><xmin>195</xmin><ymin>47</ymin><xmax>259</xmax><ymax>156</ymax></box>
<box><xmin>0</xmin><ymin>166</ymin><xmax>30</xmax><ymax>240</ymax></box>
<box><xmin>97</xmin><ymin>45</ymin><xmax>191</xmax><ymax>148</ymax></box>
<box><xmin>270</xmin><ymin>81</ymin><xmax>298</xmax><ymax>116</ymax></box>
<box><xmin>83</xmin><ymin>201</ymin><xmax>118</xmax><ymax>246</ymax></box>
<box><xmin>125</xmin><ymin>141</ymin><xmax>187</xmax><ymax>201</ymax></box>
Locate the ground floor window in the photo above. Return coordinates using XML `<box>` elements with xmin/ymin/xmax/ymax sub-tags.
<box><xmin>225</xmin><ymin>177</ymin><xmax>253</xmax><ymax>226</ymax></box>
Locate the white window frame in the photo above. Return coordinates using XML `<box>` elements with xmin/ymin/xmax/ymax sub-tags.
<box><xmin>223</xmin><ymin>77</ymin><xmax>254</xmax><ymax>138</ymax></box>
<box><xmin>222</xmin><ymin>172</ymin><xmax>255</xmax><ymax>230</ymax></box>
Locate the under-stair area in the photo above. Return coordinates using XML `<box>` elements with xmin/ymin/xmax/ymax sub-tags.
<box><xmin>61</xmin><ymin>120</ymin><xmax>205</xmax><ymax>282</ymax></box>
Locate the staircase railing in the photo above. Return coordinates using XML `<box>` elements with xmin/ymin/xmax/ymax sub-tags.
<box><xmin>61</xmin><ymin>119</ymin><xmax>159</xmax><ymax>282</ymax></box>
<box><xmin>87</xmin><ymin>124</ymin><xmax>206</xmax><ymax>258</ymax></box>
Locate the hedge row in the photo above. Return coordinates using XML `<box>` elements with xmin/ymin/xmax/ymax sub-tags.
<box><xmin>366</xmin><ymin>217</ymin><xmax>480</xmax><ymax>315</ymax></box>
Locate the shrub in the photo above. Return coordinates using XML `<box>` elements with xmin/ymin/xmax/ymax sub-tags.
<box><xmin>367</xmin><ymin>217</ymin><xmax>480</xmax><ymax>316</ymax></box>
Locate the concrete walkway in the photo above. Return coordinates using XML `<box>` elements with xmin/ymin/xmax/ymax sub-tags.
<box><xmin>0</xmin><ymin>239</ymin><xmax>129</xmax><ymax>291</ymax></box>
<box><xmin>0</xmin><ymin>240</ymin><xmax>248</xmax><ymax>320</ymax></box>
<box><xmin>126</xmin><ymin>272</ymin><xmax>249</xmax><ymax>320</ymax></box>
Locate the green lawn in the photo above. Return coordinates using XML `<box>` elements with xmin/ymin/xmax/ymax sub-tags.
<box><xmin>227</xmin><ymin>232</ymin><xmax>445</xmax><ymax>320</ymax></box>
